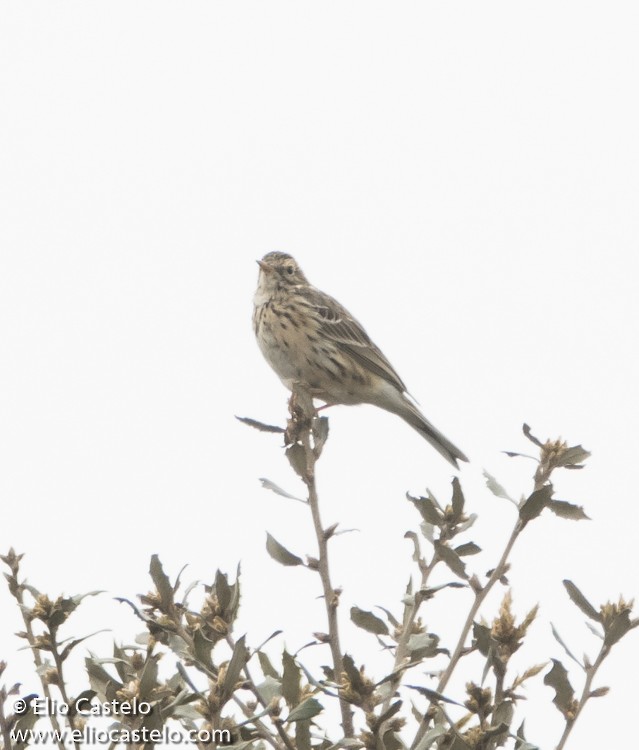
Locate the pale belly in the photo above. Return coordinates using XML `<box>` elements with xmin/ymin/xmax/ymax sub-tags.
<box><xmin>254</xmin><ymin>303</ymin><xmax>372</xmax><ymax>405</ymax></box>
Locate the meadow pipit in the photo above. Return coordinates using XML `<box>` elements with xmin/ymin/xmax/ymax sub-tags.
<box><xmin>253</xmin><ymin>252</ymin><xmax>468</xmax><ymax>467</ymax></box>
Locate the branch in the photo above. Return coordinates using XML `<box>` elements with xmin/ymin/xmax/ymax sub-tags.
<box><xmin>410</xmin><ymin>518</ymin><xmax>523</xmax><ymax>749</ymax></box>
<box><xmin>288</xmin><ymin>385</ymin><xmax>354</xmax><ymax>738</ymax></box>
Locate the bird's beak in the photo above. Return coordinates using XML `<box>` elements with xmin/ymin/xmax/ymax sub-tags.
<box><xmin>256</xmin><ymin>259</ymin><xmax>272</xmax><ymax>273</ymax></box>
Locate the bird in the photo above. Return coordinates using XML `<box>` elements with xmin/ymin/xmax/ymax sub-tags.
<box><xmin>253</xmin><ymin>252</ymin><xmax>468</xmax><ymax>468</ymax></box>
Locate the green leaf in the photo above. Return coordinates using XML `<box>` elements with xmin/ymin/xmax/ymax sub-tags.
<box><xmin>282</xmin><ymin>650</ymin><xmax>301</xmax><ymax>707</ymax></box>
<box><xmin>376</xmin><ymin>606</ymin><xmax>401</xmax><ymax>629</ymax></box>
<box><xmin>286</xmin><ymin>697</ymin><xmax>323</xmax><ymax>722</ymax></box>
<box><xmin>286</xmin><ymin>443</ymin><xmax>308</xmax><ymax>478</ymax></box>
<box><xmin>85</xmin><ymin>656</ymin><xmax>123</xmax><ymax>701</ymax></box>
<box><xmin>544</xmin><ymin>659</ymin><xmax>575</xmax><ymax>715</ymax></box>
<box><xmin>515</xmin><ymin>724</ymin><xmax>540</xmax><ymax>750</ymax></box>
<box><xmin>483</xmin><ymin>470</ymin><xmax>515</xmax><ymax>503</ymax></box>
<box><xmin>456</xmin><ymin>513</ymin><xmax>478</xmax><ymax>533</ymax></box>
<box><xmin>492</xmin><ymin>700</ymin><xmax>513</xmax><ymax>730</ymax></box>
<box><xmin>413</xmin><ymin>725</ymin><xmax>447</xmax><ymax>750</ymax></box>
<box><xmin>266</xmin><ymin>533</ymin><xmax>304</xmax><ymax>567</ymax></box>
<box><xmin>473</xmin><ymin>622</ymin><xmax>493</xmax><ymax>657</ymax></box>
<box><xmin>435</xmin><ymin>542</ymin><xmax>467</xmax><ymax>579</ymax></box>
<box><xmin>519</xmin><ymin>485</ymin><xmax>553</xmax><ymax>523</ymax></box>
<box><xmin>256</xmin><ymin>674</ymin><xmax>281</xmax><ymax>704</ymax></box>
<box><xmin>382</xmin><ymin>729</ymin><xmax>403</xmax><ymax>750</ymax></box>
<box><xmin>555</xmin><ymin>445</ymin><xmax>591</xmax><ymax>467</ymax></box>
<box><xmin>406</xmin><ymin>685</ymin><xmax>462</xmax><ymax>706</ymax></box>
<box><xmin>312</xmin><ymin>416</ymin><xmax>329</xmax><ymax>457</ymax></box>
<box><xmin>235</xmin><ymin>415</ymin><xmax>285</xmax><ymax>433</ymax></box>
<box><xmin>547</xmin><ymin>500</ymin><xmax>590</xmax><ymax>521</ymax></box>
<box><xmin>149</xmin><ymin>555</ymin><xmax>174</xmax><ymax>611</ymax></box>
<box><xmin>258</xmin><ymin>650</ymin><xmax>280</xmax><ymax>679</ymax></box>
<box><xmin>215</xmin><ymin>570</ymin><xmax>231</xmax><ymax>612</ymax></box>
<box><xmin>455</xmin><ymin>542</ymin><xmax>481</xmax><ymax>556</ymax></box>
<box><xmin>563</xmin><ymin>580</ymin><xmax>602</xmax><ymax>622</ymax></box>
<box><xmin>192</xmin><ymin>626</ymin><xmax>215</xmax><ymax>666</ymax></box>
<box><xmin>550</xmin><ymin>624</ymin><xmax>583</xmax><ymax>668</ymax></box>
<box><xmin>378</xmin><ymin>700</ymin><xmax>402</xmax><ymax>724</ymax></box>
<box><xmin>350</xmin><ymin>606</ymin><xmax>389</xmax><ymax>635</ymax></box>
<box><xmin>604</xmin><ymin>608</ymin><xmax>634</xmax><ymax>647</ymax></box>
<box><xmin>407</xmin><ymin>493</ymin><xmax>442</xmax><ymax>525</ymax></box>
<box><xmin>259</xmin><ymin>478</ymin><xmax>305</xmax><ymax>503</ymax></box>
<box><xmin>406</xmin><ymin>632</ymin><xmax>439</xmax><ymax>659</ymax></box>
<box><xmin>221</xmin><ymin>636</ymin><xmax>248</xmax><ymax>705</ymax></box>
<box><xmin>138</xmin><ymin>655</ymin><xmax>159</xmax><ymax>700</ymax></box>
<box><xmin>342</xmin><ymin>654</ymin><xmax>366</xmax><ymax>694</ymax></box>
<box><xmin>451</xmin><ymin>477</ymin><xmax>464</xmax><ymax>520</ymax></box>
<box><xmin>523</xmin><ymin>423</ymin><xmax>543</xmax><ymax>447</ymax></box>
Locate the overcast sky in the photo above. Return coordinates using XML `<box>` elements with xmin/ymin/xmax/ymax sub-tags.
<box><xmin>1</xmin><ymin>3</ymin><xmax>638</xmax><ymax>748</ymax></box>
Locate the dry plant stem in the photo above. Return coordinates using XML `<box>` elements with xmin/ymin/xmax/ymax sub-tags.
<box><xmin>410</xmin><ymin>519</ymin><xmax>523</xmax><ymax>749</ymax></box>
<box><xmin>554</xmin><ymin>646</ymin><xmax>608</xmax><ymax>750</ymax></box>
<box><xmin>50</xmin><ymin>638</ymin><xmax>81</xmax><ymax>749</ymax></box>
<box><xmin>379</xmin><ymin>553</ymin><xmax>440</xmax><ymax>716</ymax></box>
<box><xmin>17</xmin><ymin>603</ymin><xmax>67</xmax><ymax>750</ymax></box>
<box><xmin>299</xmin><ymin>427</ymin><xmax>354</xmax><ymax>738</ymax></box>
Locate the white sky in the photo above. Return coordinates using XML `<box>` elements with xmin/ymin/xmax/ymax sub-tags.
<box><xmin>1</xmin><ymin>3</ymin><xmax>638</xmax><ymax>748</ymax></box>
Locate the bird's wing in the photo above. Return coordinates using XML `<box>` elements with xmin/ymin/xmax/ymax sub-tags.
<box><xmin>300</xmin><ymin>287</ymin><xmax>408</xmax><ymax>393</ymax></box>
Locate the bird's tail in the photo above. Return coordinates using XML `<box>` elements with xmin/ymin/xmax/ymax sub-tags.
<box><xmin>391</xmin><ymin>397</ymin><xmax>469</xmax><ymax>469</ymax></box>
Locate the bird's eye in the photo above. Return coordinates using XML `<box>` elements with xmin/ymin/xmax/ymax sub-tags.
<box><xmin>286</xmin><ymin>265</ymin><xmax>294</xmax><ymax>275</ymax></box>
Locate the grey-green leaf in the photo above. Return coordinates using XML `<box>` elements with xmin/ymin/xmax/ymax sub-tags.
<box><xmin>286</xmin><ymin>443</ymin><xmax>308</xmax><ymax>478</ymax></box>
<box><xmin>149</xmin><ymin>555</ymin><xmax>174</xmax><ymax>610</ymax></box>
<box><xmin>455</xmin><ymin>542</ymin><xmax>481</xmax><ymax>556</ymax></box>
<box><xmin>408</xmin><ymin>493</ymin><xmax>442</xmax><ymax>525</ymax></box>
<box><xmin>350</xmin><ymin>606</ymin><xmax>389</xmax><ymax>635</ymax></box>
<box><xmin>555</xmin><ymin>445</ymin><xmax>591</xmax><ymax>467</ymax></box>
<box><xmin>550</xmin><ymin>624</ymin><xmax>583</xmax><ymax>668</ymax></box>
<box><xmin>519</xmin><ymin>485</ymin><xmax>553</xmax><ymax>523</ymax></box>
<box><xmin>282</xmin><ymin>650</ymin><xmax>301</xmax><ymax>707</ymax></box>
<box><xmin>451</xmin><ymin>477</ymin><xmax>464</xmax><ymax>520</ymax></box>
<box><xmin>563</xmin><ymin>580</ymin><xmax>602</xmax><ymax>622</ymax></box>
<box><xmin>259</xmin><ymin>478</ymin><xmax>305</xmax><ymax>503</ymax></box>
<box><xmin>258</xmin><ymin>650</ymin><xmax>280</xmax><ymax>679</ymax></box>
<box><xmin>413</xmin><ymin>725</ymin><xmax>447</xmax><ymax>750</ymax></box>
<box><xmin>221</xmin><ymin>635</ymin><xmax>249</xmax><ymax>705</ymax></box>
<box><xmin>547</xmin><ymin>500</ymin><xmax>590</xmax><ymax>521</ymax></box>
<box><xmin>483</xmin><ymin>470</ymin><xmax>515</xmax><ymax>504</ymax></box>
<box><xmin>435</xmin><ymin>543</ymin><xmax>467</xmax><ymax>579</ymax></box>
<box><xmin>235</xmin><ymin>415</ymin><xmax>285</xmax><ymax>433</ymax></box>
<box><xmin>286</xmin><ymin>697</ymin><xmax>323</xmax><ymax>722</ymax></box>
<box><xmin>266</xmin><ymin>533</ymin><xmax>304</xmax><ymax>567</ymax></box>
<box><xmin>544</xmin><ymin>659</ymin><xmax>575</xmax><ymax>715</ymax></box>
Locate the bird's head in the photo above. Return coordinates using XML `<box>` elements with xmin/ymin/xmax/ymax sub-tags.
<box><xmin>256</xmin><ymin>252</ymin><xmax>308</xmax><ymax>289</ymax></box>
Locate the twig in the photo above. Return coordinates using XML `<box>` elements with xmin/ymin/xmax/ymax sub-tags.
<box><xmin>2</xmin><ymin>555</ymin><xmax>67</xmax><ymax>750</ymax></box>
<box><xmin>554</xmin><ymin>645</ymin><xmax>608</xmax><ymax>750</ymax></box>
<box><xmin>410</xmin><ymin>519</ymin><xmax>523</xmax><ymax>749</ymax></box>
<box><xmin>379</xmin><ymin>551</ymin><xmax>441</xmax><ymax>716</ymax></box>
<box><xmin>292</xmin><ymin>387</ymin><xmax>354</xmax><ymax>738</ymax></box>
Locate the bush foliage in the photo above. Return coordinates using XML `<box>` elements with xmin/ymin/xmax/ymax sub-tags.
<box><xmin>1</xmin><ymin>389</ymin><xmax>637</xmax><ymax>750</ymax></box>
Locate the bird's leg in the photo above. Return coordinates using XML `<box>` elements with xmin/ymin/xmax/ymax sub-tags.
<box><xmin>315</xmin><ymin>402</ymin><xmax>335</xmax><ymax>413</ymax></box>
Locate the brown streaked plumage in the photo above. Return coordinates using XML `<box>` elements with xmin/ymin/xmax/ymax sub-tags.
<box><xmin>253</xmin><ymin>252</ymin><xmax>468</xmax><ymax>468</ymax></box>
